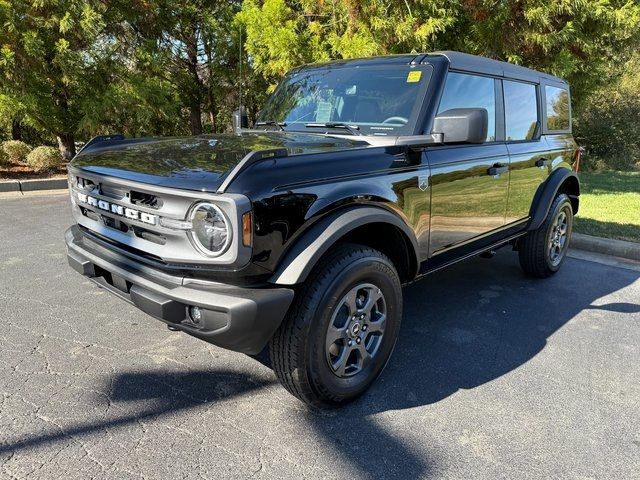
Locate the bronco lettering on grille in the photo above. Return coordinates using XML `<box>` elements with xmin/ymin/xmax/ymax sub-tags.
<box><xmin>76</xmin><ymin>192</ymin><xmax>157</xmax><ymax>225</ymax></box>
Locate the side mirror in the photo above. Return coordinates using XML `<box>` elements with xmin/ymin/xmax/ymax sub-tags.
<box><xmin>232</xmin><ymin>108</ymin><xmax>249</xmax><ymax>132</ymax></box>
<box><xmin>432</xmin><ymin>108</ymin><xmax>488</xmax><ymax>144</ymax></box>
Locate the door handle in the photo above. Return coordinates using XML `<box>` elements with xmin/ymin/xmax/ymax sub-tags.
<box><xmin>535</xmin><ymin>158</ymin><xmax>551</xmax><ymax>168</ymax></box>
<box><xmin>487</xmin><ymin>164</ymin><xmax>509</xmax><ymax>176</ymax></box>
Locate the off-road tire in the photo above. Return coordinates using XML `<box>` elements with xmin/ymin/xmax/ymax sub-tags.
<box><xmin>269</xmin><ymin>243</ymin><xmax>402</xmax><ymax>408</ymax></box>
<box><xmin>519</xmin><ymin>193</ymin><xmax>573</xmax><ymax>278</ymax></box>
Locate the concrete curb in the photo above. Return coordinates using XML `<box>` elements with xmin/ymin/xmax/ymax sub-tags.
<box><xmin>0</xmin><ymin>180</ymin><xmax>20</xmax><ymax>193</ymax></box>
<box><xmin>0</xmin><ymin>177</ymin><xmax>67</xmax><ymax>194</ymax></box>
<box><xmin>572</xmin><ymin>233</ymin><xmax>640</xmax><ymax>262</ymax></box>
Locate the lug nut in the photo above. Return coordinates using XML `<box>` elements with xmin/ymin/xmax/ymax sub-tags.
<box><xmin>356</xmin><ymin>337</ymin><xmax>361</xmax><ymax>344</ymax></box>
<box><xmin>362</xmin><ymin>325</ymin><xmax>367</xmax><ymax>331</ymax></box>
<box><xmin>348</xmin><ymin>340</ymin><xmax>352</xmax><ymax>346</ymax></box>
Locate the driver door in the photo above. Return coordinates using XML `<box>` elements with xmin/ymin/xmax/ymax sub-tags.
<box><xmin>427</xmin><ymin>72</ymin><xmax>509</xmax><ymax>256</ymax></box>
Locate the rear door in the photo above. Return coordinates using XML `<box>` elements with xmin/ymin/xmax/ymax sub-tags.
<box><xmin>502</xmin><ymin>79</ymin><xmax>549</xmax><ymax>223</ymax></box>
<box><xmin>427</xmin><ymin>72</ymin><xmax>510</xmax><ymax>256</ymax></box>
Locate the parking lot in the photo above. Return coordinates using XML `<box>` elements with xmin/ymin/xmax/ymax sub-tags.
<box><xmin>0</xmin><ymin>192</ymin><xmax>639</xmax><ymax>479</ymax></box>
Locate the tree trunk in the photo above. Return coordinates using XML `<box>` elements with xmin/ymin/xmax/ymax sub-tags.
<box><xmin>57</xmin><ymin>134</ymin><xmax>76</xmax><ymax>161</ymax></box>
<box><xmin>189</xmin><ymin>105</ymin><xmax>203</xmax><ymax>135</ymax></box>
<box><xmin>209</xmin><ymin>111</ymin><xmax>216</xmax><ymax>133</ymax></box>
<box><xmin>186</xmin><ymin>26</ymin><xmax>203</xmax><ymax>135</ymax></box>
<box><xmin>11</xmin><ymin>119</ymin><xmax>22</xmax><ymax>140</ymax></box>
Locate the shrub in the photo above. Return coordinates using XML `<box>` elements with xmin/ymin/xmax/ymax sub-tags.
<box><xmin>0</xmin><ymin>148</ymin><xmax>9</xmax><ymax>168</ymax></box>
<box><xmin>575</xmin><ymin>59</ymin><xmax>640</xmax><ymax>171</ymax></box>
<box><xmin>26</xmin><ymin>146</ymin><xmax>64</xmax><ymax>173</ymax></box>
<box><xmin>1</xmin><ymin>140</ymin><xmax>32</xmax><ymax>165</ymax></box>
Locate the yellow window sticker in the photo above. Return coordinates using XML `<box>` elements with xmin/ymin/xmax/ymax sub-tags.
<box><xmin>407</xmin><ymin>70</ymin><xmax>422</xmax><ymax>83</ymax></box>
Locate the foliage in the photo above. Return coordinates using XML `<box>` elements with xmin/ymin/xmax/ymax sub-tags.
<box><xmin>0</xmin><ymin>0</ymin><xmax>638</xmax><ymax>164</ymax></box>
<box><xmin>0</xmin><ymin>1</ymin><xmax>122</xmax><ymax>159</ymax></box>
<box><xmin>238</xmin><ymin>0</ymin><xmax>640</xmax><ymax>100</ymax></box>
<box><xmin>0</xmin><ymin>145</ymin><xmax>8</xmax><ymax>167</ymax></box>
<box><xmin>25</xmin><ymin>146</ymin><xmax>64</xmax><ymax>172</ymax></box>
<box><xmin>575</xmin><ymin>55</ymin><xmax>640</xmax><ymax>171</ymax></box>
<box><xmin>1</xmin><ymin>140</ymin><xmax>32</xmax><ymax>164</ymax></box>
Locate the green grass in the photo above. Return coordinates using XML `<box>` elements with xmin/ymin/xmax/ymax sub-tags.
<box><xmin>574</xmin><ymin>171</ymin><xmax>640</xmax><ymax>243</ymax></box>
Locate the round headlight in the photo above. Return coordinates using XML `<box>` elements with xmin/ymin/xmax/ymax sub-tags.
<box><xmin>189</xmin><ymin>203</ymin><xmax>232</xmax><ymax>256</ymax></box>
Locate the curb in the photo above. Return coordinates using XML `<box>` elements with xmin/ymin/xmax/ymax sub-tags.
<box><xmin>572</xmin><ymin>233</ymin><xmax>640</xmax><ymax>262</ymax></box>
<box><xmin>0</xmin><ymin>180</ymin><xmax>20</xmax><ymax>193</ymax></box>
<box><xmin>0</xmin><ymin>177</ymin><xmax>67</xmax><ymax>194</ymax></box>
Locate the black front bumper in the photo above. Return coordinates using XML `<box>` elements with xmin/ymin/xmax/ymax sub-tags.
<box><xmin>65</xmin><ymin>226</ymin><xmax>294</xmax><ymax>354</ymax></box>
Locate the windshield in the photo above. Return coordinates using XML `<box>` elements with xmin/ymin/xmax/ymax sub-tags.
<box><xmin>258</xmin><ymin>64</ymin><xmax>433</xmax><ymax>136</ymax></box>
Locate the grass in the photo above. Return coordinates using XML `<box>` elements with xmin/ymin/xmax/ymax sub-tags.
<box><xmin>574</xmin><ymin>170</ymin><xmax>640</xmax><ymax>243</ymax></box>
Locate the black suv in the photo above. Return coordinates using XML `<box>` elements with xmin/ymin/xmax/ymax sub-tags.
<box><xmin>65</xmin><ymin>51</ymin><xmax>580</xmax><ymax>407</ymax></box>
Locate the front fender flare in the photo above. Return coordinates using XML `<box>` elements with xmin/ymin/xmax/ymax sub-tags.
<box><xmin>269</xmin><ymin>206</ymin><xmax>420</xmax><ymax>285</ymax></box>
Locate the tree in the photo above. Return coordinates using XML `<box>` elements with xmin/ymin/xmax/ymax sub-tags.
<box><xmin>0</xmin><ymin>1</ymin><xmax>118</xmax><ymax>159</ymax></box>
<box><xmin>120</xmin><ymin>0</ymin><xmax>244</xmax><ymax>135</ymax></box>
<box><xmin>575</xmin><ymin>53</ymin><xmax>640</xmax><ymax>170</ymax></box>
<box><xmin>238</xmin><ymin>0</ymin><xmax>640</xmax><ymax>104</ymax></box>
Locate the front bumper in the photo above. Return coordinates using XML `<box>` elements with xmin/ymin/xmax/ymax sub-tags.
<box><xmin>65</xmin><ymin>225</ymin><xmax>294</xmax><ymax>354</ymax></box>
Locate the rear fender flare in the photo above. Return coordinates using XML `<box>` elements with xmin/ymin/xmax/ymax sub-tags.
<box><xmin>528</xmin><ymin>168</ymin><xmax>579</xmax><ymax>231</ymax></box>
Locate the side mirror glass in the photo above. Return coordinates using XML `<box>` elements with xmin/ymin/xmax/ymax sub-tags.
<box><xmin>432</xmin><ymin>108</ymin><xmax>488</xmax><ymax>144</ymax></box>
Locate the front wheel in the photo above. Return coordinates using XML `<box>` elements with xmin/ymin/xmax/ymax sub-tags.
<box><xmin>269</xmin><ymin>244</ymin><xmax>402</xmax><ymax>408</ymax></box>
<box><xmin>519</xmin><ymin>193</ymin><xmax>574</xmax><ymax>278</ymax></box>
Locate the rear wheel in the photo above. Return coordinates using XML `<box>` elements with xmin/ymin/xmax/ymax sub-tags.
<box><xmin>519</xmin><ymin>193</ymin><xmax>573</xmax><ymax>278</ymax></box>
<box><xmin>269</xmin><ymin>244</ymin><xmax>402</xmax><ymax>408</ymax></box>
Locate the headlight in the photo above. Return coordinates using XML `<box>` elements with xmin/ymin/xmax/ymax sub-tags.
<box><xmin>189</xmin><ymin>203</ymin><xmax>232</xmax><ymax>257</ymax></box>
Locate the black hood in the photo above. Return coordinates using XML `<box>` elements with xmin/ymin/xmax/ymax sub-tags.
<box><xmin>70</xmin><ymin>132</ymin><xmax>370</xmax><ymax>192</ymax></box>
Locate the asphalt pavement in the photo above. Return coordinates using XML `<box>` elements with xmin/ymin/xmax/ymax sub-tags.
<box><xmin>0</xmin><ymin>192</ymin><xmax>639</xmax><ymax>479</ymax></box>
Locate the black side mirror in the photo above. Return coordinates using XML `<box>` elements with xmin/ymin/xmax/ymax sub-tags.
<box><xmin>432</xmin><ymin>108</ymin><xmax>488</xmax><ymax>144</ymax></box>
<box><xmin>233</xmin><ymin>108</ymin><xmax>249</xmax><ymax>132</ymax></box>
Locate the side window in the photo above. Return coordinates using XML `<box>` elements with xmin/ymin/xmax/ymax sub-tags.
<box><xmin>545</xmin><ymin>85</ymin><xmax>570</xmax><ymax>131</ymax></box>
<box><xmin>437</xmin><ymin>72</ymin><xmax>496</xmax><ymax>142</ymax></box>
<box><xmin>503</xmin><ymin>81</ymin><xmax>538</xmax><ymax>141</ymax></box>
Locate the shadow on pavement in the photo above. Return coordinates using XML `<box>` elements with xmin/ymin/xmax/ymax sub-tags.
<box><xmin>3</xmin><ymin>252</ymin><xmax>637</xmax><ymax>479</ymax></box>
<box><xmin>0</xmin><ymin>370</ymin><xmax>273</xmax><ymax>456</ymax></box>
<box><xmin>586</xmin><ymin>302</ymin><xmax>640</xmax><ymax>314</ymax></box>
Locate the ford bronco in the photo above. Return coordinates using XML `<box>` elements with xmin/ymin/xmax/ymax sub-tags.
<box><xmin>65</xmin><ymin>51</ymin><xmax>580</xmax><ymax>407</ymax></box>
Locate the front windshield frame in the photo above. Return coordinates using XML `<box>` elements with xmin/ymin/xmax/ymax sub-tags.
<box><xmin>257</xmin><ymin>63</ymin><xmax>433</xmax><ymax>137</ymax></box>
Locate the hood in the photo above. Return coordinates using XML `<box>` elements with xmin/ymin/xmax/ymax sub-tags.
<box><xmin>70</xmin><ymin>132</ymin><xmax>371</xmax><ymax>192</ymax></box>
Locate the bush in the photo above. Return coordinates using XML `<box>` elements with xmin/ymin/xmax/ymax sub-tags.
<box><xmin>1</xmin><ymin>140</ymin><xmax>32</xmax><ymax>165</ymax></box>
<box><xmin>0</xmin><ymin>148</ymin><xmax>9</xmax><ymax>168</ymax></box>
<box><xmin>26</xmin><ymin>146</ymin><xmax>64</xmax><ymax>173</ymax></box>
<box><xmin>575</xmin><ymin>64</ymin><xmax>640</xmax><ymax>171</ymax></box>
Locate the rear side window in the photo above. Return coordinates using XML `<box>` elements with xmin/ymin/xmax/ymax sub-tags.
<box><xmin>503</xmin><ymin>81</ymin><xmax>538</xmax><ymax>141</ymax></box>
<box><xmin>545</xmin><ymin>85</ymin><xmax>570</xmax><ymax>131</ymax></box>
<box><xmin>437</xmin><ymin>72</ymin><xmax>496</xmax><ymax>142</ymax></box>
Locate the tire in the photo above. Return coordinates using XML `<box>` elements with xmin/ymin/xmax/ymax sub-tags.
<box><xmin>519</xmin><ymin>193</ymin><xmax>573</xmax><ymax>278</ymax></box>
<box><xmin>269</xmin><ymin>243</ymin><xmax>402</xmax><ymax>408</ymax></box>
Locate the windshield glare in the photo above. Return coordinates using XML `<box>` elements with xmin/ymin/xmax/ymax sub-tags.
<box><xmin>258</xmin><ymin>64</ymin><xmax>432</xmax><ymax>136</ymax></box>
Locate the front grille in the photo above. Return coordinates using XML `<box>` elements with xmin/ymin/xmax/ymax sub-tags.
<box><xmin>130</xmin><ymin>190</ymin><xmax>162</xmax><ymax>209</ymax></box>
<box><xmin>68</xmin><ymin>168</ymin><xmax>249</xmax><ymax>267</ymax></box>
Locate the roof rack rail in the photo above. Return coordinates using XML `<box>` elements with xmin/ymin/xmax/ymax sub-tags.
<box><xmin>77</xmin><ymin>134</ymin><xmax>125</xmax><ymax>154</ymax></box>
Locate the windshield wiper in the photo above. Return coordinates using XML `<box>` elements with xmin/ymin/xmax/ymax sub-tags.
<box><xmin>255</xmin><ymin>121</ymin><xmax>287</xmax><ymax>131</ymax></box>
<box><xmin>305</xmin><ymin>122</ymin><xmax>362</xmax><ymax>136</ymax></box>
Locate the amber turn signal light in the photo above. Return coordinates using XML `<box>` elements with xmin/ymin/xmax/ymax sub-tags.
<box><xmin>242</xmin><ymin>212</ymin><xmax>252</xmax><ymax>247</ymax></box>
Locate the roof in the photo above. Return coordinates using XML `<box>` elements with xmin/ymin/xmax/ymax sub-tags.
<box><xmin>429</xmin><ymin>51</ymin><xmax>566</xmax><ymax>85</ymax></box>
<box><xmin>293</xmin><ymin>50</ymin><xmax>566</xmax><ymax>85</ymax></box>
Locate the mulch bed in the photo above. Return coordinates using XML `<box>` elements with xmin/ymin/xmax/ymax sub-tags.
<box><xmin>0</xmin><ymin>163</ymin><xmax>68</xmax><ymax>181</ymax></box>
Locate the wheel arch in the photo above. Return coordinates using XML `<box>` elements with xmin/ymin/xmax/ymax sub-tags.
<box><xmin>268</xmin><ymin>206</ymin><xmax>420</xmax><ymax>286</ymax></box>
<box><xmin>528</xmin><ymin>168</ymin><xmax>580</xmax><ymax>231</ymax></box>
